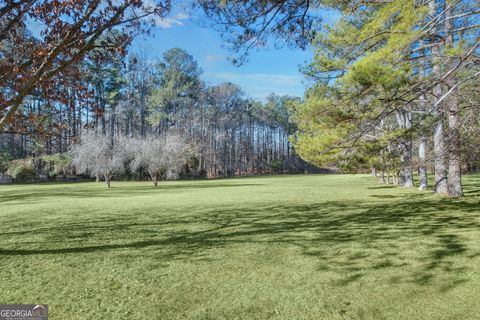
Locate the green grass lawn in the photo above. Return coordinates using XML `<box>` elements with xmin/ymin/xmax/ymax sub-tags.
<box><xmin>1</xmin><ymin>174</ymin><xmax>480</xmax><ymax>319</ymax></box>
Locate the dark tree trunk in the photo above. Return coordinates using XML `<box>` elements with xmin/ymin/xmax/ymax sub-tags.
<box><xmin>151</xmin><ymin>173</ymin><xmax>159</xmax><ymax>188</ymax></box>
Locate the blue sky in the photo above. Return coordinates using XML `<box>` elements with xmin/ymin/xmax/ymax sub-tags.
<box><xmin>27</xmin><ymin>3</ymin><xmax>339</xmax><ymax>102</ymax></box>
<box><xmin>131</xmin><ymin>8</ymin><xmax>320</xmax><ymax>101</ymax></box>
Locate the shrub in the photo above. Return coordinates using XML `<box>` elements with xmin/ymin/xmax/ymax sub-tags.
<box><xmin>0</xmin><ymin>151</ymin><xmax>13</xmax><ymax>174</ymax></box>
<box><xmin>7</xmin><ymin>159</ymin><xmax>36</xmax><ymax>183</ymax></box>
<box><xmin>270</xmin><ymin>159</ymin><xmax>283</xmax><ymax>172</ymax></box>
<box><xmin>41</xmin><ymin>153</ymin><xmax>72</xmax><ymax>177</ymax></box>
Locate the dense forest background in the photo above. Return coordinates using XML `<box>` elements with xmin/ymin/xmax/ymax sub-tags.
<box><xmin>0</xmin><ymin>43</ymin><xmax>313</xmax><ymax>179</ymax></box>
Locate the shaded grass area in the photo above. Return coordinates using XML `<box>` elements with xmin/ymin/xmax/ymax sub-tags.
<box><xmin>1</xmin><ymin>174</ymin><xmax>480</xmax><ymax>319</ymax></box>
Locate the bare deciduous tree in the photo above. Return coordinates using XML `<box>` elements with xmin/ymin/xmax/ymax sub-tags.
<box><xmin>129</xmin><ymin>131</ymin><xmax>191</xmax><ymax>187</ymax></box>
<box><xmin>70</xmin><ymin>132</ymin><xmax>128</xmax><ymax>188</ymax></box>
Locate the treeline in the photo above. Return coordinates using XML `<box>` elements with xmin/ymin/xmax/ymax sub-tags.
<box><xmin>194</xmin><ymin>0</ymin><xmax>480</xmax><ymax>198</ymax></box>
<box><xmin>0</xmin><ymin>45</ymin><xmax>309</xmax><ymax>179</ymax></box>
<box><xmin>289</xmin><ymin>0</ymin><xmax>480</xmax><ymax>197</ymax></box>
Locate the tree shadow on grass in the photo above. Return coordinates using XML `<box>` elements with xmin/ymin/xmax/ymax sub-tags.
<box><xmin>1</xmin><ymin>186</ymin><xmax>480</xmax><ymax>292</ymax></box>
<box><xmin>462</xmin><ymin>174</ymin><xmax>480</xmax><ymax>197</ymax></box>
<box><xmin>367</xmin><ymin>185</ymin><xmax>397</xmax><ymax>189</ymax></box>
<box><xmin>0</xmin><ymin>182</ymin><xmax>262</xmax><ymax>205</ymax></box>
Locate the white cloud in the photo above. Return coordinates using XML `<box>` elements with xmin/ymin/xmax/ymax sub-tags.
<box><xmin>150</xmin><ymin>12</ymin><xmax>189</xmax><ymax>29</ymax></box>
<box><xmin>141</xmin><ymin>0</ymin><xmax>189</xmax><ymax>29</ymax></box>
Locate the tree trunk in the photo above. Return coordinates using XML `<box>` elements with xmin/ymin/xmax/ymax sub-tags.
<box><xmin>445</xmin><ymin>5</ymin><xmax>463</xmax><ymax>198</ymax></box>
<box><xmin>402</xmin><ymin>138</ymin><xmax>414</xmax><ymax>187</ymax></box>
<box><xmin>393</xmin><ymin>172</ymin><xmax>399</xmax><ymax>185</ymax></box>
<box><xmin>430</xmin><ymin>0</ymin><xmax>448</xmax><ymax>194</ymax></box>
<box><xmin>418</xmin><ymin>69</ymin><xmax>428</xmax><ymax>190</ymax></box>
<box><xmin>447</xmin><ymin>92</ymin><xmax>463</xmax><ymax>197</ymax></box>
<box><xmin>395</xmin><ymin>109</ymin><xmax>413</xmax><ymax>187</ymax></box>
<box><xmin>418</xmin><ymin>96</ymin><xmax>428</xmax><ymax>190</ymax></box>
<box><xmin>151</xmin><ymin>174</ymin><xmax>158</xmax><ymax>188</ymax></box>
<box><xmin>418</xmin><ymin>137</ymin><xmax>428</xmax><ymax>190</ymax></box>
<box><xmin>109</xmin><ymin>105</ymin><xmax>116</xmax><ymax>147</ymax></box>
<box><xmin>433</xmin><ymin>117</ymin><xmax>447</xmax><ymax>193</ymax></box>
<box><xmin>433</xmin><ymin>118</ymin><xmax>448</xmax><ymax>193</ymax></box>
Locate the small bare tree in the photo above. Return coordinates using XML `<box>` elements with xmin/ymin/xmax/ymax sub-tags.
<box><xmin>130</xmin><ymin>132</ymin><xmax>191</xmax><ymax>187</ymax></box>
<box><xmin>71</xmin><ymin>132</ymin><xmax>128</xmax><ymax>188</ymax></box>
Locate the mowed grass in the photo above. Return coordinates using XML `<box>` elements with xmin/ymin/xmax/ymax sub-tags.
<box><xmin>1</xmin><ymin>174</ymin><xmax>480</xmax><ymax>320</ymax></box>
